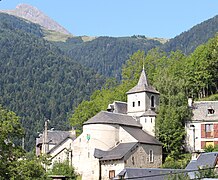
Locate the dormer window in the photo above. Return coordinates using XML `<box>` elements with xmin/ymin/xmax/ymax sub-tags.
<box><xmin>208</xmin><ymin>107</ymin><xmax>215</xmax><ymax>115</ymax></box>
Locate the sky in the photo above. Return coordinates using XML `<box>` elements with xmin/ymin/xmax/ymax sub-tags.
<box><xmin>0</xmin><ymin>0</ymin><xmax>218</xmax><ymax>39</ymax></box>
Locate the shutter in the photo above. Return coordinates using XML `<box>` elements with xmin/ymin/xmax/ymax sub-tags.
<box><xmin>201</xmin><ymin>124</ymin><xmax>205</xmax><ymax>138</ymax></box>
<box><xmin>214</xmin><ymin>124</ymin><xmax>218</xmax><ymax>138</ymax></box>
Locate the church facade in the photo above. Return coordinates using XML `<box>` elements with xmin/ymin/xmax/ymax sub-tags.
<box><xmin>72</xmin><ymin>69</ymin><xmax>162</xmax><ymax>179</ymax></box>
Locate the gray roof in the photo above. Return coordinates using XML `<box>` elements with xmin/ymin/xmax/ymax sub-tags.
<box><xmin>192</xmin><ymin>101</ymin><xmax>218</xmax><ymax>121</ymax></box>
<box><xmin>186</xmin><ymin>152</ymin><xmax>218</xmax><ymax>179</ymax></box>
<box><xmin>114</xmin><ymin>168</ymin><xmax>188</xmax><ymax>180</ymax></box>
<box><xmin>186</xmin><ymin>152</ymin><xmax>218</xmax><ymax>170</ymax></box>
<box><xmin>122</xmin><ymin>126</ymin><xmax>162</xmax><ymax>145</ymax></box>
<box><xmin>126</xmin><ymin>69</ymin><xmax>159</xmax><ymax>95</ymax></box>
<box><xmin>83</xmin><ymin>111</ymin><xmax>142</xmax><ymax>128</ymax></box>
<box><xmin>94</xmin><ymin>142</ymin><xmax>137</xmax><ymax>161</ymax></box>
<box><xmin>141</xmin><ymin>109</ymin><xmax>157</xmax><ymax>117</ymax></box>
<box><xmin>36</xmin><ymin>130</ymin><xmax>75</xmax><ymax>146</ymax></box>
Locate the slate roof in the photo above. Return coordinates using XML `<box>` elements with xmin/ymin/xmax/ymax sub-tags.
<box><xmin>114</xmin><ymin>168</ymin><xmax>187</xmax><ymax>180</ymax></box>
<box><xmin>94</xmin><ymin>142</ymin><xmax>137</xmax><ymax>161</ymax></box>
<box><xmin>36</xmin><ymin>130</ymin><xmax>75</xmax><ymax>146</ymax></box>
<box><xmin>141</xmin><ymin>109</ymin><xmax>157</xmax><ymax>116</ymax></box>
<box><xmin>192</xmin><ymin>101</ymin><xmax>218</xmax><ymax>121</ymax></box>
<box><xmin>126</xmin><ymin>69</ymin><xmax>159</xmax><ymax>95</ymax></box>
<box><xmin>122</xmin><ymin>126</ymin><xmax>162</xmax><ymax>145</ymax></box>
<box><xmin>83</xmin><ymin>111</ymin><xmax>141</xmax><ymax>128</ymax></box>
<box><xmin>186</xmin><ymin>152</ymin><xmax>218</xmax><ymax>179</ymax></box>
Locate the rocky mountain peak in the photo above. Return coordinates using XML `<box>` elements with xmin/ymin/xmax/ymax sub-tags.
<box><xmin>1</xmin><ymin>3</ymin><xmax>71</xmax><ymax>35</ymax></box>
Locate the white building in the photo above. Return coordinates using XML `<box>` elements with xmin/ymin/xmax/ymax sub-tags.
<box><xmin>36</xmin><ymin>122</ymin><xmax>76</xmax><ymax>167</ymax></box>
<box><xmin>72</xmin><ymin>69</ymin><xmax>162</xmax><ymax>180</ymax></box>
<box><xmin>186</xmin><ymin>100</ymin><xmax>218</xmax><ymax>153</ymax></box>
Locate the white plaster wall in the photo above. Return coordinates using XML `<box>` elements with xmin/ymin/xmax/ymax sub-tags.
<box><xmin>119</xmin><ymin>126</ymin><xmax>137</xmax><ymax>143</ymax></box>
<box><xmin>101</xmin><ymin>161</ymin><xmax>124</xmax><ymax>180</ymax></box>
<box><xmin>49</xmin><ymin>138</ymin><xmax>74</xmax><ymax>167</ymax></box>
<box><xmin>72</xmin><ymin>124</ymin><xmax>119</xmax><ymax>179</ymax></box>
<box><xmin>139</xmin><ymin>116</ymin><xmax>155</xmax><ymax>136</ymax></box>
<box><xmin>127</xmin><ymin>92</ymin><xmax>146</xmax><ymax>116</ymax></box>
<box><xmin>185</xmin><ymin>122</ymin><xmax>202</xmax><ymax>152</ymax></box>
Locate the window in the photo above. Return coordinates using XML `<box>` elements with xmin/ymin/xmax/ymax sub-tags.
<box><xmin>109</xmin><ymin>170</ymin><xmax>115</xmax><ymax>179</ymax></box>
<box><xmin>151</xmin><ymin>96</ymin><xmax>155</xmax><ymax>108</ymax></box>
<box><xmin>205</xmin><ymin>124</ymin><xmax>214</xmax><ymax>138</ymax></box>
<box><xmin>132</xmin><ymin>156</ymin><xmax>135</xmax><ymax>165</ymax></box>
<box><xmin>133</xmin><ymin>102</ymin><xmax>135</xmax><ymax>107</ymax></box>
<box><xmin>149</xmin><ymin>150</ymin><xmax>154</xmax><ymax>163</ymax></box>
<box><xmin>205</xmin><ymin>124</ymin><xmax>213</xmax><ymax>132</ymax></box>
<box><xmin>151</xmin><ymin>118</ymin><xmax>153</xmax><ymax>123</ymax></box>
<box><xmin>138</xmin><ymin>101</ymin><xmax>140</xmax><ymax>106</ymax></box>
<box><xmin>208</xmin><ymin>107</ymin><xmax>215</xmax><ymax>114</ymax></box>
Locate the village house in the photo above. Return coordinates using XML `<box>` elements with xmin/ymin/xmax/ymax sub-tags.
<box><xmin>36</xmin><ymin>121</ymin><xmax>76</xmax><ymax>167</ymax></box>
<box><xmin>71</xmin><ymin>69</ymin><xmax>162</xmax><ymax>180</ymax></box>
<box><xmin>185</xmin><ymin>99</ymin><xmax>218</xmax><ymax>152</ymax></box>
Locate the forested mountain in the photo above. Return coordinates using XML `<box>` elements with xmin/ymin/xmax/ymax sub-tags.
<box><xmin>161</xmin><ymin>15</ymin><xmax>218</xmax><ymax>54</ymax></box>
<box><xmin>0</xmin><ymin>13</ymin><xmax>105</xmax><ymax>150</ymax></box>
<box><xmin>54</xmin><ymin>15</ymin><xmax>218</xmax><ymax>79</ymax></box>
<box><xmin>54</xmin><ymin>35</ymin><xmax>162</xmax><ymax>79</ymax></box>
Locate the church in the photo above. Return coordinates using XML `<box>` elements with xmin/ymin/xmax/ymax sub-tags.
<box><xmin>36</xmin><ymin>69</ymin><xmax>162</xmax><ymax>180</ymax></box>
<box><xmin>71</xmin><ymin>69</ymin><xmax>162</xmax><ymax>179</ymax></box>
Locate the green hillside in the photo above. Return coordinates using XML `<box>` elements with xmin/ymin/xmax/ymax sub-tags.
<box><xmin>162</xmin><ymin>15</ymin><xmax>218</xmax><ymax>54</ymax></box>
<box><xmin>0</xmin><ymin>13</ymin><xmax>105</xmax><ymax>150</ymax></box>
<box><xmin>54</xmin><ymin>35</ymin><xmax>162</xmax><ymax>79</ymax></box>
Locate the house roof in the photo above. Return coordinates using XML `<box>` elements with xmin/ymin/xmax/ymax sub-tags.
<box><xmin>192</xmin><ymin>101</ymin><xmax>218</xmax><ymax>121</ymax></box>
<box><xmin>185</xmin><ymin>152</ymin><xmax>218</xmax><ymax>179</ymax></box>
<box><xmin>94</xmin><ymin>142</ymin><xmax>137</xmax><ymax>161</ymax></box>
<box><xmin>114</xmin><ymin>168</ymin><xmax>187</xmax><ymax>180</ymax></box>
<box><xmin>126</xmin><ymin>69</ymin><xmax>159</xmax><ymax>95</ymax></box>
<box><xmin>36</xmin><ymin>130</ymin><xmax>75</xmax><ymax>146</ymax></box>
<box><xmin>122</xmin><ymin>126</ymin><xmax>162</xmax><ymax>145</ymax></box>
<box><xmin>186</xmin><ymin>152</ymin><xmax>218</xmax><ymax>170</ymax></box>
<box><xmin>83</xmin><ymin>111</ymin><xmax>142</xmax><ymax>128</ymax></box>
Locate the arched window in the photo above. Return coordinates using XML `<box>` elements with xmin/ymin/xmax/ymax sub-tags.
<box><xmin>151</xmin><ymin>95</ymin><xmax>155</xmax><ymax>108</ymax></box>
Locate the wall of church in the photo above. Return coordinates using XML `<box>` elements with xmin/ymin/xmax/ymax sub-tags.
<box><xmin>127</xmin><ymin>92</ymin><xmax>146</xmax><ymax>116</ymax></box>
<box><xmin>119</xmin><ymin>126</ymin><xmax>137</xmax><ymax>143</ymax></box>
<box><xmin>125</xmin><ymin>144</ymin><xmax>162</xmax><ymax>168</ymax></box>
<box><xmin>72</xmin><ymin>123</ymin><xmax>120</xmax><ymax>179</ymax></box>
<box><xmin>139</xmin><ymin>116</ymin><xmax>155</xmax><ymax>136</ymax></box>
<box><xmin>127</xmin><ymin>91</ymin><xmax>159</xmax><ymax>117</ymax></box>
<box><xmin>101</xmin><ymin>160</ymin><xmax>125</xmax><ymax>180</ymax></box>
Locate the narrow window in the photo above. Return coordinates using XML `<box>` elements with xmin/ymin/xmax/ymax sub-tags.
<box><xmin>149</xmin><ymin>150</ymin><xmax>154</xmax><ymax>163</ymax></box>
<box><xmin>133</xmin><ymin>102</ymin><xmax>135</xmax><ymax>107</ymax></box>
<box><xmin>138</xmin><ymin>101</ymin><xmax>140</xmax><ymax>106</ymax></box>
<box><xmin>151</xmin><ymin>118</ymin><xmax>153</xmax><ymax>123</ymax></box>
<box><xmin>132</xmin><ymin>156</ymin><xmax>135</xmax><ymax>165</ymax></box>
<box><xmin>88</xmin><ymin>152</ymin><xmax>90</xmax><ymax>158</ymax></box>
<box><xmin>109</xmin><ymin>170</ymin><xmax>115</xmax><ymax>179</ymax></box>
<box><xmin>151</xmin><ymin>96</ymin><xmax>155</xmax><ymax>108</ymax></box>
<box><xmin>145</xmin><ymin>118</ymin><xmax>147</xmax><ymax>123</ymax></box>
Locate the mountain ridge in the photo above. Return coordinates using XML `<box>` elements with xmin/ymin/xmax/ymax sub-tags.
<box><xmin>0</xmin><ymin>4</ymin><xmax>71</xmax><ymax>35</ymax></box>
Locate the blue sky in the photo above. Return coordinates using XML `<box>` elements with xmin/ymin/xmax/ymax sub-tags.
<box><xmin>1</xmin><ymin>0</ymin><xmax>218</xmax><ymax>38</ymax></box>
